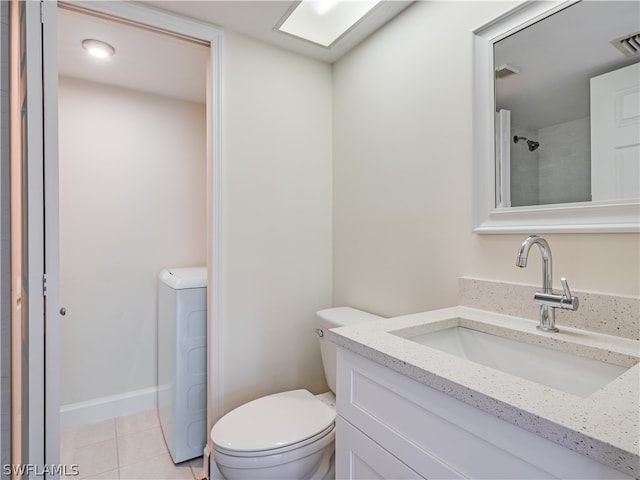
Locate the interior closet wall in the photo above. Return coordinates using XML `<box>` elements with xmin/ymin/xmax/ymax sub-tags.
<box><xmin>58</xmin><ymin>76</ymin><xmax>206</xmax><ymax>413</ymax></box>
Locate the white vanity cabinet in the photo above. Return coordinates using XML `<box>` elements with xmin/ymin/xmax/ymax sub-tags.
<box><xmin>335</xmin><ymin>347</ymin><xmax>633</xmax><ymax>480</ymax></box>
<box><xmin>336</xmin><ymin>416</ymin><xmax>422</xmax><ymax>479</ymax></box>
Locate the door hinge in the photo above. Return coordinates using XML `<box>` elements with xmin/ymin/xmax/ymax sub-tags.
<box><xmin>43</xmin><ymin>274</ymin><xmax>47</xmax><ymax>297</ymax></box>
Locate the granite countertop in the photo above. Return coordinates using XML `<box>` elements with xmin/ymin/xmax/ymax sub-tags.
<box><xmin>328</xmin><ymin>306</ymin><xmax>640</xmax><ymax>477</ymax></box>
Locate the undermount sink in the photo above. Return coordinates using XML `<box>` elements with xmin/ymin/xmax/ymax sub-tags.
<box><xmin>401</xmin><ymin>325</ymin><xmax>630</xmax><ymax>397</ymax></box>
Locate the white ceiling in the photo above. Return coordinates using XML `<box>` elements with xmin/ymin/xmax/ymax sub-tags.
<box><xmin>144</xmin><ymin>0</ymin><xmax>413</xmax><ymax>63</ymax></box>
<box><xmin>494</xmin><ymin>0</ymin><xmax>640</xmax><ymax>130</ymax></box>
<box><xmin>57</xmin><ymin>1</ymin><xmax>413</xmax><ymax>104</ymax></box>
<box><xmin>58</xmin><ymin>7</ymin><xmax>209</xmax><ymax>103</ymax></box>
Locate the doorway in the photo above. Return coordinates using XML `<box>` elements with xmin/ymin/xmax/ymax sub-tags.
<box><xmin>55</xmin><ymin>5</ymin><xmax>212</xmax><ymax>478</ymax></box>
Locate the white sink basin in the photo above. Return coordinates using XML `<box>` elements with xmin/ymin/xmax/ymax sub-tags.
<box><xmin>403</xmin><ymin>326</ymin><xmax>629</xmax><ymax>397</ymax></box>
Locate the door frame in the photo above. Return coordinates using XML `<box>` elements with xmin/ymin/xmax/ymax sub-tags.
<box><xmin>11</xmin><ymin>1</ymin><xmax>49</xmax><ymax>474</ymax></box>
<box><xmin>43</xmin><ymin>1</ymin><xmax>60</xmax><ymax>472</ymax></box>
<box><xmin>44</xmin><ymin>1</ymin><xmax>224</xmax><ymax>474</ymax></box>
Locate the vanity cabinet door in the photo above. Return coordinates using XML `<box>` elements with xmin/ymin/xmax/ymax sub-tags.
<box><xmin>336</xmin><ymin>347</ymin><xmax>634</xmax><ymax>480</ymax></box>
<box><xmin>335</xmin><ymin>416</ymin><xmax>422</xmax><ymax>480</ymax></box>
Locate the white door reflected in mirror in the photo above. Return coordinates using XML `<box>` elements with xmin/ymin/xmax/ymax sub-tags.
<box><xmin>591</xmin><ymin>63</ymin><xmax>640</xmax><ymax>202</ymax></box>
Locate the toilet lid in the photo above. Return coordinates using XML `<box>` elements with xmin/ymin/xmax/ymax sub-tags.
<box><xmin>211</xmin><ymin>389</ymin><xmax>335</xmax><ymax>453</ymax></box>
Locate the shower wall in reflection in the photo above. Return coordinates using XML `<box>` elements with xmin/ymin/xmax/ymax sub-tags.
<box><xmin>510</xmin><ymin>123</ymin><xmax>538</xmax><ymax>207</ymax></box>
<box><xmin>539</xmin><ymin>117</ymin><xmax>591</xmax><ymax>205</ymax></box>
<box><xmin>510</xmin><ymin>118</ymin><xmax>591</xmax><ymax>207</ymax></box>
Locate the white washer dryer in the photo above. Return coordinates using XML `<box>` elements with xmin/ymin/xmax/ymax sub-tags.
<box><xmin>158</xmin><ymin>267</ymin><xmax>207</xmax><ymax>464</ymax></box>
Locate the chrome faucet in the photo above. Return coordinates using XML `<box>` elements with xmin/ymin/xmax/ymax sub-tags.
<box><xmin>516</xmin><ymin>235</ymin><xmax>579</xmax><ymax>332</ymax></box>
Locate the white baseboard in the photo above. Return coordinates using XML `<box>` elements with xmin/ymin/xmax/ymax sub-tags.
<box><xmin>60</xmin><ymin>386</ymin><xmax>158</xmax><ymax>428</ymax></box>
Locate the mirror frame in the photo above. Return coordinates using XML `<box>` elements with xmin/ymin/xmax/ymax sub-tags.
<box><xmin>472</xmin><ymin>0</ymin><xmax>640</xmax><ymax>234</ymax></box>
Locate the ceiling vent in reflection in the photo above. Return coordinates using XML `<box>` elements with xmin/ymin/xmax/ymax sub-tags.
<box><xmin>611</xmin><ymin>32</ymin><xmax>640</xmax><ymax>57</ymax></box>
<box><xmin>495</xmin><ymin>64</ymin><xmax>520</xmax><ymax>79</ymax></box>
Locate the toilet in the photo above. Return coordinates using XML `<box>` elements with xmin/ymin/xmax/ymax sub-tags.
<box><xmin>210</xmin><ymin>307</ymin><xmax>383</xmax><ymax>480</ymax></box>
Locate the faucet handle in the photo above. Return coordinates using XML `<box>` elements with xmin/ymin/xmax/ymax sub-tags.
<box><xmin>560</xmin><ymin>278</ymin><xmax>579</xmax><ymax>311</ymax></box>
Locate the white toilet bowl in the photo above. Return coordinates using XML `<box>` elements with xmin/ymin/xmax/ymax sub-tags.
<box><xmin>210</xmin><ymin>308</ymin><xmax>383</xmax><ymax>479</ymax></box>
<box><xmin>211</xmin><ymin>390</ymin><xmax>335</xmax><ymax>480</ymax></box>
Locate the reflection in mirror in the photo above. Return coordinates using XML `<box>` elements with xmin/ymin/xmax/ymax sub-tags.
<box><xmin>493</xmin><ymin>1</ymin><xmax>639</xmax><ymax>208</ymax></box>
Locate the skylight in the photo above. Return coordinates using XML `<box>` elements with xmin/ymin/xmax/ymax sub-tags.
<box><xmin>277</xmin><ymin>0</ymin><xmax>382</xmax><ymax>48</ymax></box>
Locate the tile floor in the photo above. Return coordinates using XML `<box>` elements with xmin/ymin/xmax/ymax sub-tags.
<box><xmin>61</xmin><ymin>409</ymin><xmax>205</xmax><ymax>480</ymax></box>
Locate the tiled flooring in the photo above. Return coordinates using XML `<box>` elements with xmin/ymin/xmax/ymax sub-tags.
<box><xmin>61</xmin><ymin>409</ymin><xmax>204</xmax><ymax>480</ymax></box>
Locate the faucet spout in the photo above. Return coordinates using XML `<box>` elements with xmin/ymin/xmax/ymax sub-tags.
<box><xmin>516</xmin><ymin>234</ymin><xmax>552</xmax><ymax>294</ymax></box>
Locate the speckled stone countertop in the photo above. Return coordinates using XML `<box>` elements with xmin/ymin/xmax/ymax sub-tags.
<box><xmin>328</xmin><ymin>306</ymin><xmax>640</xmax><ymax>477</ymax></box>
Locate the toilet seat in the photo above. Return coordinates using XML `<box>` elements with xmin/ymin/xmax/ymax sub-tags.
<box><xmin>211</xmin><ymin>389</ymin><xmax>335</xmax><ymax>456</ymax></box>
<box><xmin>214</xmin><ymin>423</ymin><xmax>335</xmax><ymax>458</ymax></box>
<box><xmin>212</xmin><ymin>424</ymin><xmax>335</xmax><ymax>479</ymax></box>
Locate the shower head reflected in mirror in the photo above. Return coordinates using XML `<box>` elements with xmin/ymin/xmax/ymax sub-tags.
<box><xmin>514</xmin><ymin>136</ymin><xmax>540</xmax><ymax>151</ymax></box>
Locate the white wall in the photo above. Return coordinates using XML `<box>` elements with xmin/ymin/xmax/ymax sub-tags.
<box><xmin>59</xmin><ymin>29</ymin><xmax>334</xmax><ymax>423</ymax></box>
<box><xmin>333</xmin><ymin>1</ymin><xmax>639</xmax><ymax>319</ymax></box>
<box><xmin>58</xmin><ymin>77</ymin><xmax>206</xmax><ymax>406</ymax></box>
<box><xmin>220</xmin><ymin>31</ymin><xmax>333</xmax><ymax>413</ymax></box>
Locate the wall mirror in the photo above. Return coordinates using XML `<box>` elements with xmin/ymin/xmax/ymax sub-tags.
<box><xmin>473</xmin><ymin>0</ymin><xmax>639</xmax><ymax>233</ymax></box>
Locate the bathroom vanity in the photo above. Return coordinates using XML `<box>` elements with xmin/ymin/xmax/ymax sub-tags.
<box><xmin>329</xmin><ymin>303</ymin><xmax>639</xmax><ymax>479</ymax></box>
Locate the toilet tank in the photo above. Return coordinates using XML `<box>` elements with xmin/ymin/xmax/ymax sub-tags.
<box><xmin>316</xmin><ymin>307</ymin><xmax>383</xmax><ymax>393</ymax></box>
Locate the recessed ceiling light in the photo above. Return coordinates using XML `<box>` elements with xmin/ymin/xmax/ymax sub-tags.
<box><xmin>277</xmin><ymin>0</ymin><xmax>381</xmax><ymax>48</ymax></box>
<box><xmin>82</xmin><ymin>39</ymin><xmax>115</xmax><ymax>59</ymax></box>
